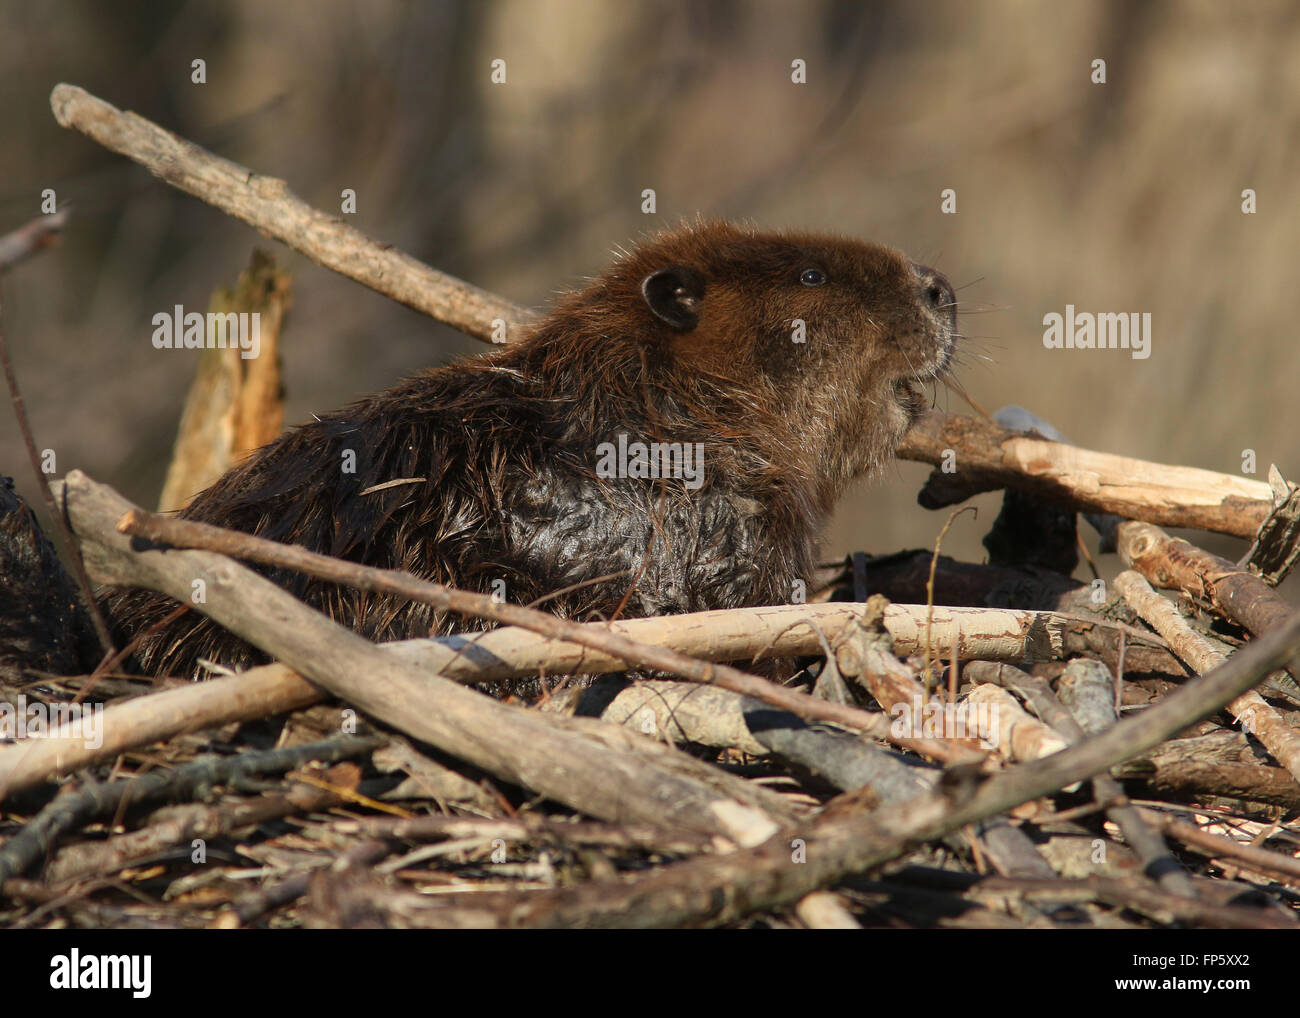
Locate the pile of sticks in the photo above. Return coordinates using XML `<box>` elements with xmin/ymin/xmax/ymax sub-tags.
<box><xmin>0</xmin><ymin>86</ymin><xmax>1298</xmax><ymax>929</ymax></box>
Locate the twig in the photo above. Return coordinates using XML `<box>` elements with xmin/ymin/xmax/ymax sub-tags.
<box><xmin>0</xmin><ymin>209</ymin><xmax>70</xmax><ymax>271</ymax></box>
<box><xmin>923</xmin><ymin>505</ymin><xmax>976</xmax><ymax>697</ymax></box>
<box><xmin>218</xmin><ymin>837</ymin><xmax>393</xmax><ymax>928</ymax></box>
<box><xmin>42</xmin><ymin>763</ymin><xmax>359</xmax><ymax>885</ymax></box>
<box><xmin>967</xmin><ymin>876</ymin><xmax>1292</xmax><ymax>929</ymax></box>
<box><xmin>0</xmin><ymin>735</ymin><xmax>382</xmax><ymax>884</ymax></box>
<box><xmin>1138</xmin><ymin>808</ymin><xmax>1300</xmax><ymax>884</ymax></box>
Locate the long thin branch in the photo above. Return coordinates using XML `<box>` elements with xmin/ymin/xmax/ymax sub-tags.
<box><xmin>50</xmin><ymin>84</ymin><xmax>533</xmax><ymax>342</ymax></box>
<box><xmin>0</xmin><ymin>664</ymin><xmax>321</xmax><ymax>802</ymax></box>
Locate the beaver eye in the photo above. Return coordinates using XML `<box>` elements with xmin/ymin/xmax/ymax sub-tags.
<box><xmin>800</xmin><ymin>268</ymin><xmax>827</xmax><ymax>287</ymax></box>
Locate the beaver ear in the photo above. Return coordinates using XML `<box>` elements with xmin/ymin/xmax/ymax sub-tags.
<box><xmin>641</xmin><ymin>265</ymin><xmax>703</xmax><ymax>331</ymax></box>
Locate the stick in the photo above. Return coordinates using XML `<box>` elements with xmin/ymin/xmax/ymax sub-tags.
<box><xmin>391</xmin><ymin>601</ymin><xmax>1159</xmax><ymax>679</ymax></box>
<box><xmin>0</xmin><ymin>664</ymin><xmax>321</xmax><ymax>802</ymax></box>
<box><xmin>0</xmin><ymin>209</ymin><xmax>70</xmax><ymax>272</ymax></box>
<box><xmin>1117</xmin><ymin>521</ymin><xmax>1295</xmax><ymax>636</ymax></box>
<box><xmin>49</xmin><ymin>84</ymin><xmax>532</xmax><ymax>343</ymax></box>
<box><xmin>1114</xmin><ymin>569</ymin><xmax>1300</xmax><ymax>783</ymax></box>
<box><xmin>898</xmin><ymin>410</ymin><xmax>1273</xmax><ymax>538</ymax></box>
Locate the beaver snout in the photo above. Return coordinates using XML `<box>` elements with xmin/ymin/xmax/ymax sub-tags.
<box><xmin>910</xmin><ymin>262</ymin><xmax>957</xmax><ymax>326</ymax></box>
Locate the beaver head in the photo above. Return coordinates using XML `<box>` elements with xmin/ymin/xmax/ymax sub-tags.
<box><xmin>530</xmin><ymin>221</ymin><xmax>957</xmax><ymax>510</ymax></box>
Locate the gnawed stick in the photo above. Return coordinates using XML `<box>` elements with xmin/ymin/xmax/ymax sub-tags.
<box><xmin>1114</xmin><ymin>568</ymin><xmax>1300</xmax><ymax>784</ymax></box>
<box><xmin>898</xmin><ymin>410</ymin><xmax>1274</xmax><ymax>538</ymax></box>
<box><xmin>1117</xmin><ymin>520</ymin><xmax>1295</xmax><ymax>636</ymax></box>
<box><xmin>50</xmin><ymin>84</ymin><xmax>532</xmax><ymax>343</ymax></box>
<box><xmin>0</xmin><ymin>599</ymin><xmax>1096</xmax><ymax>800</ymax></box>
<box><xmin>391</xmin><ymin>601</ymin><xmax>1168</xmax><ymax>678</ymax></box>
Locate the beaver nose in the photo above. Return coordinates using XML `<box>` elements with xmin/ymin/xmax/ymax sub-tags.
<box><xmin>911</xmin><ymin>262</ymin><xmax>955</xmax><ymax>317</ymax></box>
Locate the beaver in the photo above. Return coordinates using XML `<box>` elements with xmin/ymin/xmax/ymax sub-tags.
<box><xmin>99</xmin><ymin>220</ymin><xmax>957</xmax><ymax>686</ymax></box>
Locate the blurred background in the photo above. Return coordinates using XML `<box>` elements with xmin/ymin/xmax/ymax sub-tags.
<box><xmin>0</xmin><ymin>0</ymin><xmax>1296</xmax><ymax>581</ymax></box>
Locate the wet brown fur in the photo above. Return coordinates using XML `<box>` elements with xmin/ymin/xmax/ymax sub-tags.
<box><xmin>101</xmin><ymin>221</ymin><xmax>956</xmax><ymax>686</ymax></box>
